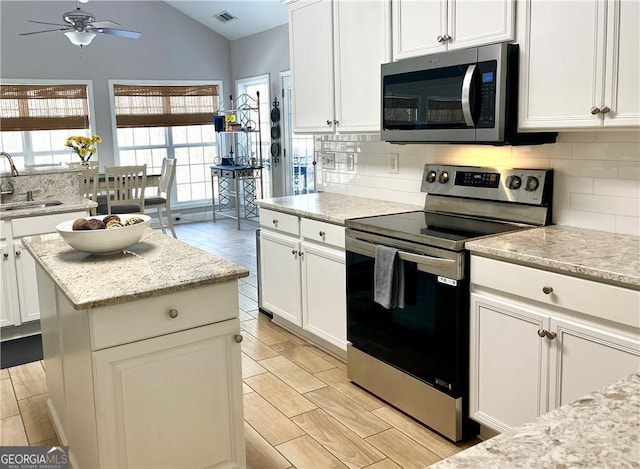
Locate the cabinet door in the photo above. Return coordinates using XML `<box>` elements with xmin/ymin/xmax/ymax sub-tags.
<box><xmin>447</xmin><ymin>0</ymin><xmax>514</xmax><ymax>51</ymax></box>
<box><xmin>548</xmin><ymin>317</ymin><xmax>640</xmax><ymax>410</ymax></box>
<box><xmin>93</xmin><ymin>320</ymin><xmax>245</xmax><ymax>468</ymax></box>
<box><xmin>1</xmin><ymin>242</ymin><xmax>19</xmax><ymax>327</ymax></box>
<box><xmin>301</xmin><ymin>241</ymin><xmax>347</xmax><ymax>350</ymax></box>
<box><xmin>333</xmin><ymin>0</ymin><xmax>390</xmax><ymax>132</ymax></box>
<box><xmin>14</xmin><ymin>239</ymin><xmax>40</xmax><ymax>323</ymax></box>
<box><xmin>519</xmin><ymin>0</ymin><xmax>607</xmax><ymax>129</ymax></box>
<box><xmin>603</xmin><ymin>0</ymin><xmax>640</xmax><ymax>127</ymax></box>
<box><xmin>392</xmin><ymin>0</ymin><xmax>446</xmax><ymax>59</ymax></box>
<box><xmin>260</xmin><ymin>230</ymin><xmax>302</xmax><ymax>325</ymax></box>
<box><xmin>469</xmin><ymin>294</ymin><xmax>550</xmax><ymax>432</ymax></box>
<box><xmin>289</xmin><ymin>0</ymin><xmax>335</xmax><ymax>133</ymax></box>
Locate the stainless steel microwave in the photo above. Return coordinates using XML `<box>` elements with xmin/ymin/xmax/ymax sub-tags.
<box><xmin>381</xmin><ymin>43</ymin><xmax>556</xmax><ymax>145</ymax></box>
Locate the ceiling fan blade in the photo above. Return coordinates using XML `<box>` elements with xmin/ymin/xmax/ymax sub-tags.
<box><xmin>90</xmin><ymin>20</ymin><xmax>121</xmax><ymax>28</ymax></box>
<box><xmin>20</xmin><ymin>27</ymin><xmax>71</xmax><ymax>36</ymax></box>
<box><xmin>95</xmin><ymin>27</ymin><xmax>141</xmax><ymax>39</ymax></box>
<box><xmin>28</xmin><ymin>19</ymin><xmax>69</xmax><ymax>27</ymax></box>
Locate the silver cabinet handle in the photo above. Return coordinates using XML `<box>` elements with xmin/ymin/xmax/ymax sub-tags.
<box><xmin>542</xmin><ymin>286</ymin><xmax>553</xmax><ymax>295</ymax></box>
<box><xmin>298</xmin><ymin>251</ymin><xmax>304</xmax><ymax>259</ymax></box>
<box><xmin>326</xmin><ymin>120</ymin><xmax>332</xmax><ymax>126</ymax></box>
<box><xmin>546</xmin><ymin>331</ymin><xmax>557</xmax><ymax>340</ymax></box>
<box><xmin>291</xmin><ymin>249</ymin><xmax>297</xmax><ymax>256</ymax></box>
<box><xmin>333</xmin><ymin>120</ymin><xmax>339</xmax><ymax>126</ymax></box>
<box><xmin>15</xmin><ymin>250</ymin><xmax>20</xmax><ymax>256</ymax></box>
<box><xmin>168</xmin><ymin>309</ymin><xmax>179</xmax><ymax>319</ymax></box>
<box><xmin>599</xmin><ymin>106</ymin><xmax>611</xmax><ymax>114</ymax></box>
<box><xmin>3</xmin><ymin>253</ymin><xmax>8</xmax><ymax>259</ymax></box>
<box><xmin>272</xmin><ymin>219</ymin><xmax>278</xmax><ymax>227</ymax></box>
<box><xmin>590</xmin><ymin>106</ymin><xmax>601</xmax><ymax>115</ymax></box>
<box><xmin>437</xmin><ymin>35</ymin><xmax>444</xmax><ymax>43</ymax></box>
<box><xmin>319</xmin><ymin>231</ymin><xmax>326</xmax><ymax>239</ymax></box>
<box><xmin>461</xmin><ymin>64</ymin><xmax>477</xmax><ymax>127</ymax></box>
<box><xmin>443</xmin><ymin>34</ymin><xmax>451</xmax><ymax>41</ymax></box>
<box><xmin>234</xmin><ymin>334</ymin><xmax>243</xmax><ymax>343</ymax></box>
<box><xmin>537</xmin><ymin>329</ymin><xmax>547</xmax><ymax>338</ymax></box>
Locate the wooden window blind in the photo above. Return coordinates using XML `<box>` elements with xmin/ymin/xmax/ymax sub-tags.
<box><xmin>0</xmin><ymin>84</ymin><xmax>90</xmax><ymax>132</ymax></box>
<box><xmin>113</xmin><ymin>84</ymin><xmax>219</xmax><ymax>128</ymax></box>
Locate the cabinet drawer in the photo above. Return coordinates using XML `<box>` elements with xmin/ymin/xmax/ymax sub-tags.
<box><xmin>88</xmin><ymin>282</ymin><xmax>239</xmax><ymax>350</ymax></box>
<box><xmin>301</xmin><ymin>217</ymin><xmax>345</xmax><ymax>249</ymax></box>
<box><xmin>211</xmin><ymin>168</ymin><xmax>222</xmax><ymax>177</ymax></box>
<box><xmin>222</xmin><ymin>170</ymin><xmax>235</xmax><ymax>178</ymax></box>
<box><xmin>12</xmin><ymin>211</ymin><xmax>87</xmax><ymax>237</ymax></box>
<box><xmin>260</xmin><ymin>208</ymin><xmax>299</xmax><ymax>236</ymax></box>
<box><xmin>471</xmin><ymin>256</ymin><xmax>640</xmax><ymax>329</ymax></box>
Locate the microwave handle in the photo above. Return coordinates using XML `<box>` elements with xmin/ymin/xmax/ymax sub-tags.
<box><xmin>461</xmin><ymin>64</ymin><xmax>477</xmax><ymax>127</ymax></box>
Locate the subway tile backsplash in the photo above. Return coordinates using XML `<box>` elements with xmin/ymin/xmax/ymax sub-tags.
<box><xmin>315</xmin><ymin>131</ymin><xmax>640</xmax><ymax>236</ymax></box>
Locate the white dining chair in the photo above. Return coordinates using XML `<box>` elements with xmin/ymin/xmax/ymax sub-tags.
<box><xmin>77</xmin><ymin>166</ymin><xmax>99</xmax><ymax>215</ymax></box>
<box><xmin>97</xmin><ymin>164</ymin><xmax>147</xmax><ymax>215</ymax></box>
<box><xmin>144</xmin><ymin>158</ymin><xmax>177</xmax><ymax>238</ymax></box>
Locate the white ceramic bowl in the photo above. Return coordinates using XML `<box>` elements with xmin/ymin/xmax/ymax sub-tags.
<box><xmin>56</xmin><ymin>214</ymin><xmax>151</xmax><ymax>255</ymax></box>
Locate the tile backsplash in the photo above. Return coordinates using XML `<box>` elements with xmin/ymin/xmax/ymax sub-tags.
<box><xmin>315</xmin><ymin>131</ymin><xmax>640</xmax><ymax>236</ymax></box>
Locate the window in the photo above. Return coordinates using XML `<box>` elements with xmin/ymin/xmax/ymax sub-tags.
<box><xmin>0</xmin><ymin>81</ymin><xmax>95</xmax><ymax>171</ymax></box>
<box><xmin>236</xmin><ymin>75</ymin><xmax>271</xmax><ymax>198</ymax></box>
<box><xmin>111</xmin><ymin>81</ymin><xmax>221</xmax><ymax>205</ymax></box>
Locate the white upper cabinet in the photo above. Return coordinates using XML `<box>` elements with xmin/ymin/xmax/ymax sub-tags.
<box><xmin>392</xmin><ymin>0</ymin><xmax>515</xmax><ymax>60</ymax></box>
<box><xmin>289</xmin><ymin>0</ymin><xmax>390</xmax><ymax>133</ymax></box>
<box><xmin>518</xmin><ymin>0</ymin><xmax>640</xmax><ymax>129</ymax></box>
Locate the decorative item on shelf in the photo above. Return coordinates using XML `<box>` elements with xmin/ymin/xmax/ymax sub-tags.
<box><xmin>270</xmin><ymin>98</ymin><xmax>281</xmax><ymax>163</ymax></box>
<box><xmin>65</xmin><ymin>134</ymin><xmax>101</xmax><ymax>166</ymax></box>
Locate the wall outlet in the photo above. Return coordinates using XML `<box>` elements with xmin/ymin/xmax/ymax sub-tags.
<box><xmin>389</xmin><ymin>153</ymin><xmax>399</xmax><ymax>174</ymax></box>
<box><xmin>347</xmin><ymin>153</ymin><xmax>355</xmax><ymax>171</ymax></box>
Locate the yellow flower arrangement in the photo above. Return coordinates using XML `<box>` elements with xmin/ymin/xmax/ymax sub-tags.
<box><xmin>65</xmin><ymin>134</ymin><xmax>102</xmax><ymax>163</ymax></box>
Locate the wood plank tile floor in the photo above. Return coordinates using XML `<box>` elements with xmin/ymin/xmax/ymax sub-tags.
<box><xmin>0</xmin><ymin>218</ymin><xmax>479</xmax><ymax>467</ymax></box>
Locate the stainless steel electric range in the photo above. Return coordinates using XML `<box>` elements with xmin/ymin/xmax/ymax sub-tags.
<box><xmin>345</xmin><ymin>164</ymin><xmax>553</xmax><ymax>441</ymax></box>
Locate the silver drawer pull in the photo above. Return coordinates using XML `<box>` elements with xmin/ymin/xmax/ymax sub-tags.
<box><xmin>319</xmin><ymin>231</ymin><xmax>326</xmax><ymax>239</ymax></box>
<box><xmin>234</xmin><ymin>334</ymin><xmax>243</xmax><ymax>343</ymax></box>
<box><xmin>272</xmin><ymin>219</ymin><xmax>279</xmax><ymax>227</ymax></box>
<box><xmin>537</xmin><ymin>329</ymin><xmax>547</xmax><ymax>338</ymax></box>
<box><xmin>3</xmin><ymin>253</ymin><xmax>8</xmax><ymax>259</ymax></box>
<box><xmin>542</xmin><ymin>286</ymin><xmax>553</xmax><ymax>295</ymax></box>
<box><xmin>168</xmin><ymin>309</ymin><xmax>179</xmax><ymax>319</ymax></box>
<box><xmin>546</xmin><ymin>331</ymin><xmax>557</xmax><ymax>340</ymax></box>
<box><xmin>15</xmin><ymin>250</ymin><xmax>21</xmax><ymax>256</ymax></box>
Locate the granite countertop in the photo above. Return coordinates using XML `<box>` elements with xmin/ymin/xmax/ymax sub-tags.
<box><xmin>0</xmin><ymin>195</ymin><xmax>96</xmax><ymax>220</ymax></box>
<box><xmin>466</xmin><ymin>225</ymin><xmax>640</xmax><ymax>289</ymax></box>
<box><xmin>22</xmin><ymin>229</ymin><xmax>249</xmax><ymax>310</ymax></box>
<box><xmin>430</xmin><ymin>371</ymin><xmax>640</xmax><ymax>468</ymax></box>
<box><xmin>256</xmin><ymin>193</ymin><xmax>421</xmax><ymax>225</ymax></box>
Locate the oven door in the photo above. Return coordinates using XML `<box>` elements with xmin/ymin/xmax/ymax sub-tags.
<box><xmin>346</xmin><ymin>235</ymin><xmax>469</xmax><ymax>398</ymax></box>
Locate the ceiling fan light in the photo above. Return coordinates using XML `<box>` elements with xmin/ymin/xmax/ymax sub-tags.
<box><xmin>64</xmin><ymin>31</ymin><xmax>96</xmax><ymax>46</ymax></box>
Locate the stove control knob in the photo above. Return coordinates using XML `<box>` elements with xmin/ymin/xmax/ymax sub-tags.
<box><xmin>438</xmin><ymin>171</ymin><xmax>449</xmax><ymax>184</ymax></box>
<box><xmin>525</xmin><ymin>176</ymin><xmax>540</xmax><ymax>192</ymax></box>
<box><xmin>426</xmin><ymin>170</ymin><xmax>437</xmax><ymax>183</ymax></box>
<box><xmin>507</xmin><ymin>175</ymin><xmax>522</xmax><ymax>190</ymax></box>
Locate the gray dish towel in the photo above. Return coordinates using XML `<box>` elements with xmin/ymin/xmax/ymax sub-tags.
<box><xmin>374</xmin><ymin>245</ymin><xmax>405</xmax><ymax>309</ymax></box>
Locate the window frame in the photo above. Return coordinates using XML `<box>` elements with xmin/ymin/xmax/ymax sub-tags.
<box><xmin>108</xmin><ymin>79</ymin><xmax>224</xmax><ymax>208</ymax></box>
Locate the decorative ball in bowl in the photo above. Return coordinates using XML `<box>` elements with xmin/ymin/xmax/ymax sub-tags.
<box><xmin>56</xmin><ymin>214</ymin><xmax>151</xmax><ymax>255</ymax></box>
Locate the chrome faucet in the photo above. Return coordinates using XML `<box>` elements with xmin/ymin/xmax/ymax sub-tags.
<box><xmin>0</xmin><ymin>152</ymin><xmax>19</xmax><ymax>177</ymax></box>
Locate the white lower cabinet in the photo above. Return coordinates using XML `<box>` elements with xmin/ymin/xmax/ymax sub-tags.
<box><xmin>13</xmin><ymin>239</ymin><xmax>40</xmax><ymax>323</ymax></box>
<box><xmin>469</xmin><ymin>255</ymin><xmax>640</xmax><ymax>433</ymax></box>
<box><xmin>37</xmin><ymin>267</ymin><xmax>245</xmax><ymax>469</ymax></box>
<box><xmin>259</xmin><ymin>210</ymin><xmax>347</xmax><ymax>354</ymax></box>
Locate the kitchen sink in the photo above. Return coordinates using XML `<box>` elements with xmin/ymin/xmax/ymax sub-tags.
<box><xmin>0</xmin><ymin>200</ymin><xmax>63</xmax><ymax>212</ymax></box>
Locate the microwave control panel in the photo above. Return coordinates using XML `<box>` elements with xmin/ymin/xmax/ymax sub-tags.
<box><xmin>477</xmin><ymin>61</ymin><xmax>497</xmax><ymax>128</ymax></box>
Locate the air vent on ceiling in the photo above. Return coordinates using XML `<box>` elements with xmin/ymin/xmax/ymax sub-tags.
<box><xmin>214</xmin><ymin>11</ymin><xmax>237</xmax><ymax>23</ymax></box>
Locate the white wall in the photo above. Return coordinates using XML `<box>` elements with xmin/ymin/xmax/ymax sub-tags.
<box><xmin>1</xmin><ymin>0</ymin><xmax>232</xmax><ymax>168</ymax></box>
<box><xmin>316</xmin><ymin>131</ymin><xmax>640</xmax><ymax>236</ymax></box>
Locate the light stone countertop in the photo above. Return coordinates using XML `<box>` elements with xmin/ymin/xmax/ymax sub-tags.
<box><xmin>22</xmin><ymin>229</ymin><xmax>249</xmax><ymax>310</ymax></box>
<box><xmin>430</xmin><ymin>371</ymin><xmax>640</xmax><ymax>468</ymax></box>
<box><xmin>0</xmin><ymin>195</ymin><xmax>96</xmax><ymax>220</ymax></box>
<box><xmin>466</xmin><ymin>225</ymin><xmax>640</xmax><ymax>289</ymax></box>
<box><xmin>256</xmin><ymin>193</ymin><xmax>422</xmax><ymax>225</ymax></box>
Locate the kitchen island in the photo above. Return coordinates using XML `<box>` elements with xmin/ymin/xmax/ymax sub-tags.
<box><xmin>430</xmin><ymin>371</ymin><xmax>640</xmax><ymax>468</ymax></box>
<box><xmin>22</xmin><ymin>229</ymin><xmax>249</xmax><ymax>468</ymax></box>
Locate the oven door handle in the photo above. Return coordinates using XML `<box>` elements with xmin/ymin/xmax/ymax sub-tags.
<box><xmin>346</xmin><ymin>236</ymin><xmax>462</xmax><ymax>279</ymax></box>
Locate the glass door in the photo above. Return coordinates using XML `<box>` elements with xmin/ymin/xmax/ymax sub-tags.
<box><xmin>281</xmin><ymin>72</ymin><xmax>316</xmax><ymax>196</ymax></box>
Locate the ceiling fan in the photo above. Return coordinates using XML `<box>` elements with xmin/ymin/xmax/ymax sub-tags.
<box><xmin>19</xmin><ymin>1</ymin><xmax>141</xmax><ymax>47</ymax></box>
